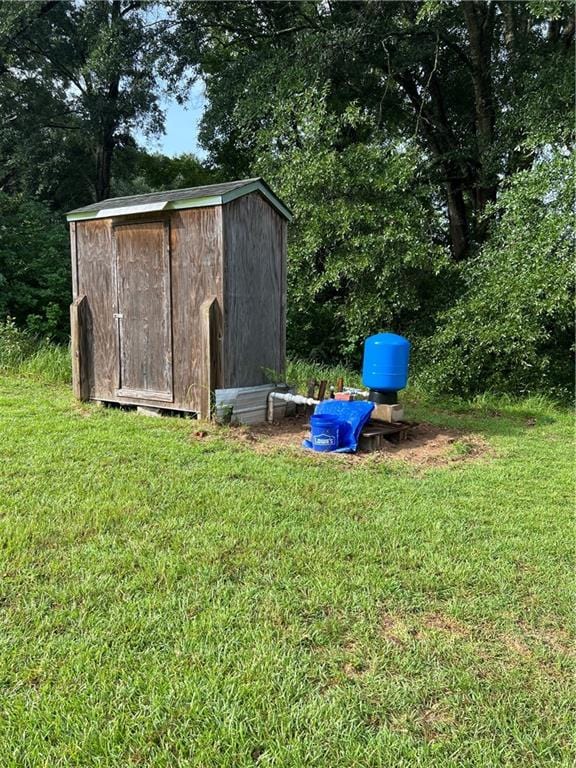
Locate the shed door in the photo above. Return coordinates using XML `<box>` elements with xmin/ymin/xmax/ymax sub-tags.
<box><xmin>113</xmin><ymin>220</ymin><xmax>173</xmax><ymax>401</ymax></box>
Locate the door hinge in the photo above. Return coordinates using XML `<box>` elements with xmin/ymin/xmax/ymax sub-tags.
<box><xmin>113</xmin><ymin>313</ymin><xmax>123</xmax><ymax>319</ymax></box>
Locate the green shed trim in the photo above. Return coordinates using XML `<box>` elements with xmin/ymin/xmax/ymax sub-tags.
<box><xmin>167</xmin><ymin>195</ymin><xmax>224</xmax><ymax>211</ymax></box>
<box><xmin>66</xmin><ymin>178</ymin><xmax>292</xmax><ymax>222</ymax></box>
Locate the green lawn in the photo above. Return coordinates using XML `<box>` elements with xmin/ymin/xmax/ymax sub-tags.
<box><xmin>0</xmin><ymin>375</ymin><xmax>573</xmax><ymax>767</ymax></box>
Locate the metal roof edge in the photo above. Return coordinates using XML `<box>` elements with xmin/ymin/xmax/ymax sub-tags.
<box><xmin>66</xmin><ymin>179</ymin><xmax>293</xmax><ymax>222</ymax></box>
<box><xmin>96</xmin><ymin>201</ymin><xmax>168</xmax><ymax>218</ymax></box>
<box><xmin>66</xmin><ymin>195</ymin><xmax>223</xmax><ymax>221</ymax></box>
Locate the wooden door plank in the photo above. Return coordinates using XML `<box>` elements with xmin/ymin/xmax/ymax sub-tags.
<box><xmin>114</xmin><ymin>220</ymin><xmax>173</xmax><ymax>401</ymax></box>
<box><xmin>200</xmin><ymin>296</ymin><xmax>223</xmax><ymax>419</ymax></box>
<box><xmin>76</xmin><ymin>220</ymin><xmax>114</xmax><ymax>398</ymax></box>
<box><xmin>70</xmin><ymin>295</ymin><xmax>89</xmax><ymax>401</ymax></box>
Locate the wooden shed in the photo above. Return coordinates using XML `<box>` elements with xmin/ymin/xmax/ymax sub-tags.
<box><xmin>66</xmin><ymin>178</ymin><xmax>291</xmax><ymax>417</ymax></box>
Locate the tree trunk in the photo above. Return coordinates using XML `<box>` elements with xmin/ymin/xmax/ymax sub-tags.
<box><xmin>462</xmin><ymin>1</ymin><xmax>497</xmax><ymax>223</ymax></box>
<box><xmin>395</xmin><ymin>71</ymin><xmax>471</xmax><ymax>261</ymax></box>
<box><xmin>446</xmin><ymin>176</ymin><xmax>469</xmax><ymax>262</ymax></box>
<box><xmin>95</xmin><ymin>135</ymin><xmax>114</xmax><ymax>201</ymax></box>
<box><xmin>94</xmin><ymin>1</ymin><xmax>122</xmax><ymax>201</ymax></box>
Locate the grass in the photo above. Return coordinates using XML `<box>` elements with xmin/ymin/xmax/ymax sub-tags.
<box><xmin>0</xmin><ymin>373</ymin><xmax>573</xmax><ymax>767</ymax></box>
<box><xmin>15</xmin><ymin>343</ymin><xmax>71</xmax><ymax>384</ymax></box>
<box><xmin>0</xmin><ymin>320</ymin><xmax>71</xmax><ymax>385</ymax></box>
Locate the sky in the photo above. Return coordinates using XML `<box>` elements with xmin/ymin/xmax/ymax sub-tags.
<box><xmin>135</xmin><ymin>80</ymin><xmax>208</xmax><ymax>160</ymax></box>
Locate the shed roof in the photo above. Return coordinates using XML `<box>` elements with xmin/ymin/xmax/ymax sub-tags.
<box><xmin>66</xmin><ymin>177</ymin><xmax>292</xmax><ymax>222</ymax></box>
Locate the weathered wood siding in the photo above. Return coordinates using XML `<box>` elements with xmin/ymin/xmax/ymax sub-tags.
<box><xmin>222</xmin><ymin>194</ymin><xmax>286</xmax><ymax>387</ymax></box>
<box><xmin>169</xmin><ymin>207</ymin><xmax>224</xmax><ymax>411</ymax></box>
<box><xmin>114</xmin><ymin>220</ymin><xmax>172</xmax><ymax>400</ymax></box>
<box><xmin>70</xmin><ymin>295</ymin><xmax>90</xmax><ymax>401</ymax></box>
<box><xmin>73</xmin><ymin>192</ymin><xmax>285</xmax><ymax>412</ymax></box>
<box><xmin>76</xmin><ymin>219</ymin><xmax>115</xmax><ymax>399</ymax></box>
<box><xmin>74</xmin><ymin>209</ymin><xmax>224</xmax><ymax>412</ymax></box>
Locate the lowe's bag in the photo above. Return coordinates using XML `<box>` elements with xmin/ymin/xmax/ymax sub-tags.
<box><xmin>302</xmin><ymin>400</ymin><xmax>374</xmax><ymax>453</ymax></box>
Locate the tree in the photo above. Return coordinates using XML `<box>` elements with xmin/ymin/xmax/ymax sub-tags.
<box><xmin>0</xmin><ymin>193</ymin><xmax>69</xmax><ymax>340</ymax></box>
<box><xmin>172</xmin><ymin>0</ymin><xmax>574</xmax><ymax>259</ymax></box>
<box><xmin>0</xmin><ymin>0</ymin><xmax>168</xmax><ymax>204</ymax></box>
<box><xmin>170</xmin><ymin>0</ymin><xmax>574</xmax><ymax>393</ymax></box>
<box><xmin>418</xmin><ymin>151</ymin><xmax>575</xmax><ymax>399</ymax></box>
<box><xmin>250</xmin><ymin>86</ymin><xmax>451</xmax><ymax>363</ymax></box>
<box><xmin>111</xmin><ymin>148</ymin><xmax>220</xmax><ymax>198</ymax></box>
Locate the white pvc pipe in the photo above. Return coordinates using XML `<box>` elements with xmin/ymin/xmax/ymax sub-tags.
<box><xmin>344</xmin><ymin>387</ymin><xmax>369</xmax><ymax>396</ymax></box>
<box><xmin>267</xmin><ymin>391</ymin><xmax>320</xmax><ymax>422</ymax></box>
<box><xmin>270</xmin><ymin>392</ymin><xmax>320</xmax><ymax>406</ymax></box>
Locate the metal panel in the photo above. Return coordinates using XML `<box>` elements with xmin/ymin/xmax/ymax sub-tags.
<box><xmin>215</xmin><ymin>385</ymin><xmax>276</xmax><ymax>425</ymax></box>
<box><xmin>97</xmin><ymin>201</ymin><xmax>167</xmax><ymax>218</ymax></box>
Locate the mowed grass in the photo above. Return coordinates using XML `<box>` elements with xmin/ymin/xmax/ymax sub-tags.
<box><xmin>0</xmin><ymin>375</ymin><xmax>573</xmax><ymax>767</ymax></box>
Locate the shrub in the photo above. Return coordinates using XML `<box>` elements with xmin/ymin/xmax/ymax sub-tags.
<box><xmin>0</xmin><ymin>317</ymin><xmax>36</xmax><ymax>370</ymax></box>
<box><xmin>251</xmin><ymin>88</ymin><xmax>453</xmax><ymax>366</ymax></box>
<box><xmin>419</xmin><ymin>153</ymin><xmax>574</xmax><ymax>401</ymax></box>
<box><xmin>0</xmin><ymin>193</ymin><xmax>70</xmax><ymax>341</ymax></box>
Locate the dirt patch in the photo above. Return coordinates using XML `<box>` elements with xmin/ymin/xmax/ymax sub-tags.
<box><xmin>227</xmin><ymin>415</ymin><xmax>490</xmax><ymax>468</ymax></box>
<box><xmin>418</xmin><ymin>702</ymin><xmax>456</xmax><ymax>742</ymax></box>
<box><xmin>419</xmin><ymin>612</ymin><xmax>470</xmax><ymax>638</ymax></box>
<box><xmin>379</xmin><ymin>613</ymin><xmax>410</xmax><ymax>646</ymax></box>
<box><xmin>516</xmin><ymin>622</ymin><xmax>574</xmax><ymax>656</ymax></box>
<box><xmin>343</xmin><ymin>659</ymin><xmax>369</xmax><ymax>680</ymax></box>
<box><xmin>340</xmin><ymin>639</ymin><xmax>370</xmax><ymax>680</ymax></box>
<box><xmin>502</xmin><ymin>634</ymin><xmax>533</xmax><ymax>659</ymax></box>
<box><xmin>379</xmin><ymin>610</ymin><xmax>470</xmax><ymax>644</ymax></box>
<box><xmin>376</xmin><ymin>609</ymin><xmax>574</xmax><ymax>670</ymax></box>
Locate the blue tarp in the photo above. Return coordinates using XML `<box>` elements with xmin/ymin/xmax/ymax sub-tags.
<box><xmin>302</xmin><ymin>400</ymin><xmax>374</xmax><ymax>453</ymax></box>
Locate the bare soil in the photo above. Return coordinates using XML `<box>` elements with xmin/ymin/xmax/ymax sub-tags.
<box><xmin>229</xmin><ymin>414</ymin><xmax>490</xmax><ymax>467</ymax></box>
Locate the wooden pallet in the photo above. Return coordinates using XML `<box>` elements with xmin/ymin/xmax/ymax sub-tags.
<box><xmin>358</xmin><ymin>420</ymin><xmax>415</xmax><ymax>452</ymax></box>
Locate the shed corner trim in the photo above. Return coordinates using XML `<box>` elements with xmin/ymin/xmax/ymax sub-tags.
<box><xmin>222</xmin><ymin>180</ymin><xmax>293</xmax><ymax>221</ymax></box>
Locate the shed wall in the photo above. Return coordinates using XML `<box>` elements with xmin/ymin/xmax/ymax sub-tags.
<box><xmin>169</xmin><ymin>206</ymin><xmax>224</xmax><ymax>411</ymax></box>
<box><xmin>72</xmin><ymin>192</ymin><xmax>286</xmax><ymax>412</ymax></box>
<box><xmin>73</xmin><ymin>207</ymin><xmax>224</xmax><ymax>412</ymax></box>
<box><xmin>222</xmin><ymin>194</ymin><xmax>286</xmax><ymax>387</ymax></box>
<box><xmin>75</xmin><ymin>219</ymin><xmax>116</xmax><ymax>398</ymax></box>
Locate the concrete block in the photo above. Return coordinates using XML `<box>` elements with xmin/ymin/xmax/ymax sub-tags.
<box><xmin>371</xmin><ymin>403</ymin><xmax>404</xmax><ymax>423</ymax></box>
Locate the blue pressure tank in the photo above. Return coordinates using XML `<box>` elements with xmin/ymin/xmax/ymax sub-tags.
<box><xmin>362</xmin><ymin>333</ymin><xmax>411</xmax><ymax>393</ymax></box>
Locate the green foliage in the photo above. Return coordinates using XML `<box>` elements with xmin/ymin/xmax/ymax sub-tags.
<box><xmin>18</xmin><ymin>343</ymin><xmax>71</xmax><ymax>384</ymax></box>
<box><xmin>173</xmin><ymin>0</ymin><xmax>574</xmax><ymax>395</ymax></box>
<box><xmin>252</xmin><ymin>87</ymin><xmax>452</xmax><ymax>363</ymax></box>
<box><xmin>111</xmin><ymin>149</ymin><xmax>220</xmax><ymax>198</ymax></box>
<box><xmin>0</xmin><ymin>1</ymin><xmax>573</xmax><ymax>399</ymax></box>
<box><xmin>0</xmin><ymin>317</ymin><xmax>36</xmax><ymax>369</ymax></box>
<box><xmin>286</xmin><ymin>358</ymin><xmax>363</xmax><ymax>394</ymax></box>
<box><xmin>419</xmin><ymin>153</ymin><xmax>575</xmax><ymax>400</ymax></box>
<box><xmin>0</xmin><ymin>1</ymin><xmax>169</xmax><ymax>205</ymax></box>
<box><xmin>0</xmin><ymin>319</ymin><xmax>70</xmax><ymax>382</ymax></box>
<box><xmin>0</xmin><ymin>194</ymin><xmax>70</xmax><ymax>340</ymax></box>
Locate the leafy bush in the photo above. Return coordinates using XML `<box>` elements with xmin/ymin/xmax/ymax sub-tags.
<box><xmin>0</xmin><ymin>317</ymin><xmax>36</xmax><ymax>369</ymax></box>
<box><xmin>251</xmin><ymin>87</ymin><xmax>453</xmax><ymax>365</ymax></box>
<box><xmin>0</xmin><ymin>193</ymin><xmax>70</xmax><ymax>341</ymax></box>
<box><xmin>419</xmin><ymin>153</ymin><xmax>575</xmax><ymax>400</ymax></box>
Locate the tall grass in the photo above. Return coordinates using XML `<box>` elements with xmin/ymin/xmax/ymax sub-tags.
<box><xmin>17</xmin><ymin>344</ymin><xmax>71</xmax><ymax>384</ymax></box>
<box><xmin>0</xmin><ymin>318</ymin><xmax>567</xmax><ymax>414</ymax></box>
<box><xmin>0</xmin><ymin>318</ymin><xmax>71</xmax><ymax>384</ymax></box>
<box><xmin>286</xmin><ymin>358</ymin><xmax>363</xmax><ymax>393</ymax></box>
